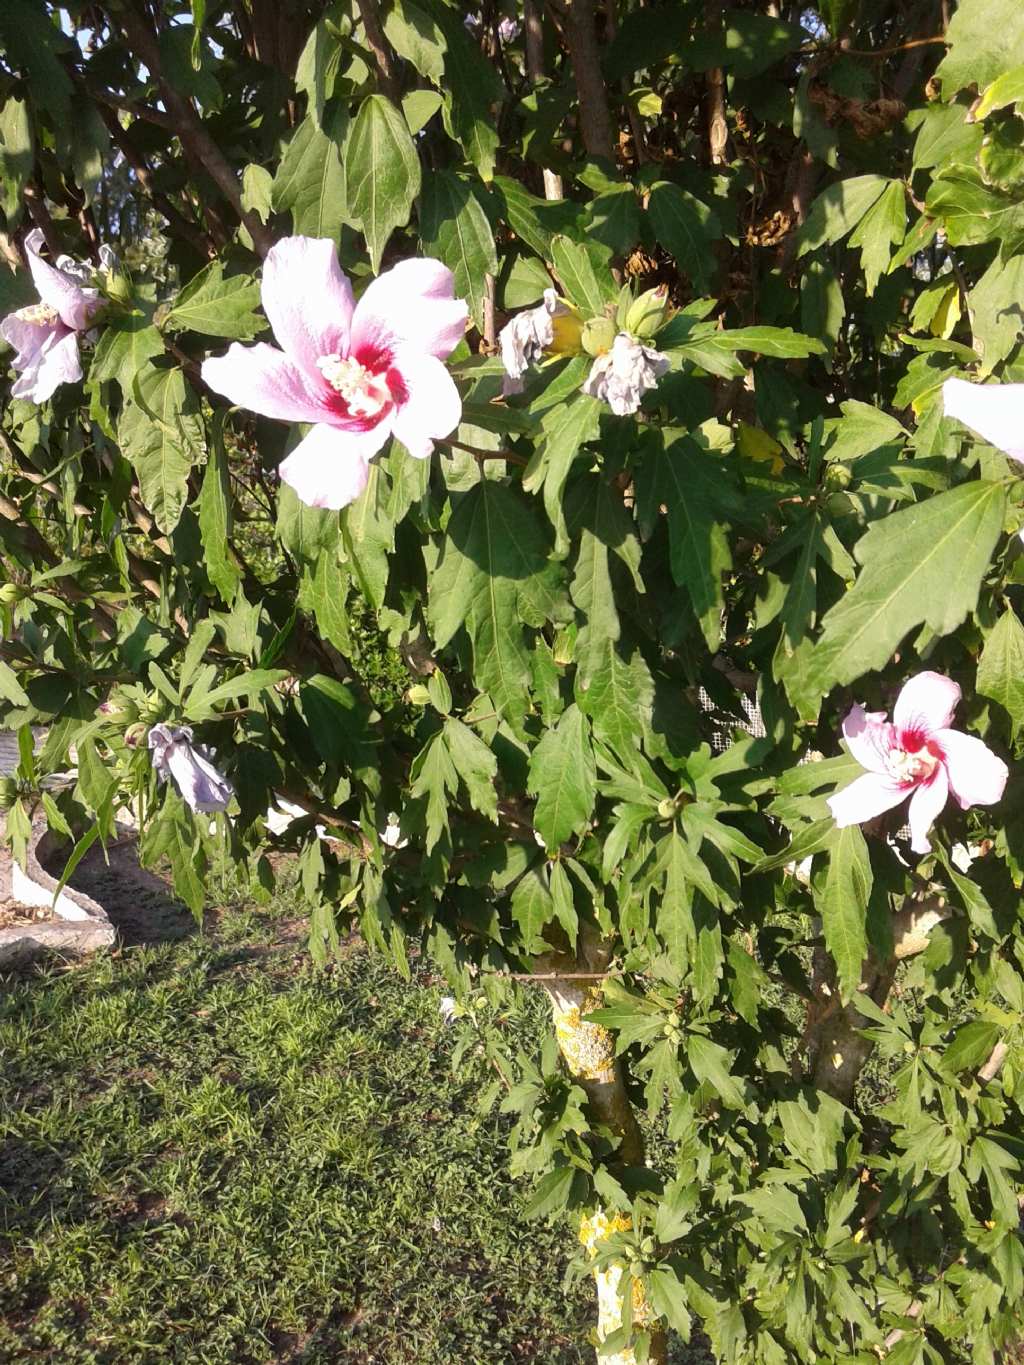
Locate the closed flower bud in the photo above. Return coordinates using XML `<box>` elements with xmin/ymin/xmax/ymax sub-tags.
<box><xmin>624</xmin><ymin>285</ymin><xmax>671</xmax><ymax>340</ymax></box>
<box><xmin>0</xmin><ymin>582</ymin><xmax>24</xmax><ymax>606</ymax></box>
<box><xmin>824</xmin><ymin>462</ymin><xmax>853</xmax><ymax>491</ymax></box>
<box><xmin>0</xmin><ymin>776</ymin><xmax>18</xmax><ymax>807</ymax></box>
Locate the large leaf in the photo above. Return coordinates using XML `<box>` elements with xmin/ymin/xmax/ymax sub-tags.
<box><xmin>808</xmin><ymin>482</ymin><xmax>1006</xmax><ymax>700</ymax></box>
<box><xmin>344</xmin><ymin>95</ymin><xmax>421</xmax><ymax>270</ymax></box>
<box><xmin>796</xmin><ymin>175</ymin><xmax>889</xmax><ymax>256</ymax></box>
<box><xmin>419</xmin><ymin>170</ymin><xmax>497</xmax><ymax>332</ymax></box>
<box><xmin>523</xmin><ymin>392</ymin><xmax>602</xmax><ymax>558</ymax></box>
<box><xmin>119</xmin><ymin>365</ymin><xmax>204</xmax><ymax>534</ymax></box>
<box><xmin>647</xmin><ymin>182</ymin><xmax>722</xmax><ymax>295</ymax></box>
<box><xmin>429</xmin><ymin>481</ymin><xmax>568</xmax><ymax>729</ymax></box>
<box><xmin>978</xmin><ymin>608</ymin><xmax>1024</xmax><ymax>738</ymax></box>
<box><xmin>817</xmin><ymin>825</ymin><xmax>871</xmax><ymax>1003</ymax></box>
<box><xmin>936</xmin><ymin>0</ymin><xmax>1024</xmax><ymax>94</ymax></box>
<box><xmin>165</xmin><ymin>261</ymin><xmax>263</xmax><ymax>340</ymax></box>
<box><xmin>527</xmin><ymin>704</ymin><xmax>597</xmax><ymax>851</ymax></box>
<box><xmin>271</xmin><ymin>109</ymin><xmax>347</xmax><ymax>237</ymax></box>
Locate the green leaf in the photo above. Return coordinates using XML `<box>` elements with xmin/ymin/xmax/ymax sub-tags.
<box><xmin>528</xmin><ymin>705</ymin><xmax>596</xmax><ymax>851</ymax></box>
<box><xmin>647</xmin><ymin>1266</ymin><xmax>693</xmax><ymax>1339</ymax></box>
<box><xmin>0</xmin><ymin>661</ymin><xmax>30</xmax><ymax>707</ymax></box>
<box><xmin>978</xmin><ymin>608</ymin><xmax>1024</xmax><ymax>738</ymax></box>
<box><xmin>687</xmin><ymin>1034</ymin><xmax>744</xmax><ymax>1108</ymax></box>
<box><xmin>272</xmin><ymin>109</ymin><xmax>347</xmax><ymax>237</ymax></box>
<box><xmin>687</xmin><ymin>11</ymin><xmax>803</xmax><ymax>77</ymax></box>
<box><xmin>707</xmin><ymin>326</ymin><xmax>827</xmax><ymax>360</ymax></box>
<box><xmin>926</xmin><ymin>169</ymin><xmax>1024</xmax><ymax>252</ymax></box>
<box><xmin>431</xmin><ymin>2</ymin><xmax>502</xmax><ymax>180</ymax></box>
<box><xmin>796</xmin><ymin>175</ymin><xmax>889</xmax><ymax>256</ymax></box>
<box><xmin>548</xmin><ymin>859</ymin><xmax>579</xmax><ymax>950</ymax></box>
<box><xmin>970</xmin><ymin>253</ymin><xmax>1024</xmax><ymax>375</ymax></box>
<box><xmin>0</xmin><ymin>0</ymin><xmax>72</xmax><ymax>120</ymax></box>
<box><xmin>119</xmin><ymin>365</ymin><xmax>204</xmax><ymax>534</ymax></box>
<box><xmin>345</xmin><ymin>94</ymin><xmax>421</xmax><ymax>272</ymax></box>
<box><xmin>511</xmin><ymin>866</ymin><xmax>554</xmax><ymax>952</ymax></box>
<box><xmin>493</xmin><ymin>177</ymin><xmax>580</xmax><ymax>258</ymax></box>
<box><xmin>941</xmin><ymin>1019</ymin><xmax>1002</xmax><ymax>1074</ymax></box>
<box><xmin>974</xmin><ymin>64</ymin><xmax>1024</xmax><ymax>121</ymax></box>
<box><xmin>817</xmin><ymin>825</ymin><xmax>871</xmax><ymax>1003</ymax></box>
<box><xmin>657</xmin><ymin>830</ymin><xmax>695</xmax><ymax>971</ymax></box>
<box><xmin>936</xmin><ymin>0</ymin><xmax>1024</xmax><ymax>95</ymax></box>
<box><xmin>825</xmin><ymin>400</ymin><xmax>906</xmax><ymax>463</ymax></box>
<box><xmin>183</xmin><ymin>668</ymin><xmax>288</xmax><ymax>720</ymax></box>
<box><xmin>419</xmin><ymin>170</ymin><xmax>497</xmax><ymax>332</ymax></box>
<box><xmin>91</xmin><ymin>314</ymin><xmax>164</xmax><ymax>397</ymax></box>
<box><xmin>524</xmin><ymin>393</ymin><xmax>602</xmax><ymax>558</ymax></box>
<box><xmin>444</xmin><ymin>717</ymin><xmax>498</xmax><ymax>823</ymax></box>
<box><xmin>550</xmin><ymin>235</ymin><xmax>616</xmax><ymax>316</ymax></box>
<box><xmin>383</xmin><ymin>0</ymin><xmax>445</xmax><ymax>83</ymax></box>
<box><xmin>523</xmin><ymin>1164</ymin><xmax>576</xmax><ymax>1220</ymax></box>
<box><xmin>429</xmin><ymin>481</ymin><xmax>567</xmax><ymax>730</ymax></box>
<box><xmin>403</xmin><ymin>89</ymin><xmax>443</xmax><ymax>135</ymax></box>
<box><xmin>410</xmin><ymin>729</ymin><xmax>457</xmax><ymax>853</ymax></box>
<box><xmin>165</xmin><ymin>261</ymin><xmax>263</xmax><ymax>340</ymax></box>
<box><xmin>198</xmin><ymin>419</ymin><xmax>241</xmax><ymax>603</ymax></box>
<box><xmin>808</xmin><ymin>482</ymin><xmax>1006</xmax><ymax>700</ymax></box>
<box><xmin>0</xmin><ymin>96</ymin><xmax>33</xmax><ymax>224</ymax></box>
<box><xmin>647</xmin><ymin>182</ymin><xmax>722</xmax><ymax>294</ymax></box>
<box><xmin>308</xmin><ymin>550</ymin><xmax>352</xmax><ymax>655</ymax></box>
<box><xmin>848</xmin><ymin>181</ymin><xmax>906</xmax><ymax>297</ymax></box>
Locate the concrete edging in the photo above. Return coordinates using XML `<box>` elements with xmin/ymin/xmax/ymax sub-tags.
<box><xmin>0</xmin><ymin>815</ymin><xmax>116</xmax><ymax>969</ymax></box>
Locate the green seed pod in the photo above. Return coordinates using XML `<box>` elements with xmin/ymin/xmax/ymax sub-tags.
<box><xmin>824</xmin><ymin>462</ymin><xmax>853</xmax><ymax>491</ymax></box>
<box><xmin>581</xmin><ymin>315</ymin><xmax>617</xmax><ymax>358</ymax></box>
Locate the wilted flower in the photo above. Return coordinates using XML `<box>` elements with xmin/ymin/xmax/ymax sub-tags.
<box><xmin>438</xmin><ymin>996</ymin><xmax>460</xmax><ymax>1024</ymax></box>
<box><xmin>498</xmin><ymin>16</ymin><xmax>520</xmax><ymax>41</ymax></box>
<box><xmin>147</xmin><ymin>723</ymin><xmax>234</xmax><ymax>813</ymax></box>
<box><xmin>499</xmin><ymin>288</ymin><xmax>568</xmax><ymax>394</ymax></box>
<box><xmin>201</xmin><ymin>236</ymin><xmax>468</xmax><ymax>510</ymax></box>
<box><xmin>943</xmin><ymin>376</ymin><xmax>1024</xmax><ymax>463</ymax></box>
<box><xmin>581</xmin><ymin>331</ymin><xmax>670</xmax><ymax>416</ymax></box>
<box><xmin>0</xmin><ymin>230</ymin><xmax>102</xmax><ymax>403</ymax></box>
<box><xmin>380</xmin><ymin>813</ymin><xmax>408</xmax><ymax>848</ymax></box>
<box><xmin>827</xmin><ymin>671</ymin><xmax>1007</xmax><ymax>854</ymax></box>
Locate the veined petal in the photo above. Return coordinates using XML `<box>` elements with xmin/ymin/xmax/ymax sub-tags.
<box><xmin>278</xmin><ymin>422</ymin><xmax>386</xmax><ymax>509</ymax></box>
<box><xmin>935</xmin><ymin>728</ymin><xmax>1008</xmax><ymax>810</ymax></box>
<box><xmin>907</xmin><ymin>766</ymin><xmax>949</xmax><ymax>854</ymax></box>
<box><xmin>261</xmin><ymin>236</ymin><xmax>355</xmax><ymax>376</ymax></box>
<box><xmin>24</xmin><ymin>229</ymin><xmax>97</xmax><ymax>331</ymax></box>
<box><xmin>827</xmin><ymin>772</ymin><xmax>909</xmax><ymax>828</ymax></box>
<box><xmin>841</xmin><ymin>704</ymin><xmax>895</xmax><ymax>775</ymax></box>
<box><xmin>893</xmin><ymin>670</ymin><xmax>961</xmax><ymax>737</ymax></box>
<box><xmin>391</xmin><ymin>352</ymin><xmax>462</xmax><ymax>459</ymax></box>
<box><xmin>351</xmin><ymin>258</ymin><xmax>468</xmax><ymax>361</ymax></box>
<box><xmin>201</xmin><ymin>342</ymin><xmax>328</xmax><ymax>424</ymax></box>
<box><xmin>943</xmin><ymin>377</ymin><xmax>1024</xmax><ymax>463</ymax></box>
<box><xmin>10</xmin><ymin>327</ymin><xmax>81</xmax><ymax>403</ymax></box>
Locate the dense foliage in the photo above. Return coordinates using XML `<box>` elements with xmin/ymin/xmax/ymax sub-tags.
<box><xmin>2</xmin><ymin>0</ymin><xmax>1024</xmax><ymax>1360</ymax></box>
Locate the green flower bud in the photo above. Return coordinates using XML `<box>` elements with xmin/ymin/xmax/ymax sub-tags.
<box><xmin>0</xmin><ymin>776</ymin><xmax>18</xmax><ymax>807</ymax></box>
<box><xmin>581</xmin><ymin>315</ymin><xmax>617</xmax><ymax>358</ymax></box>
<box><xmin>625</xmin><ymin>285</ymin><xmax>671</xmax><ymax>340</ymax></box>
<box><xmin>657</xmin><ymin>796</ymin><xmax>677</xmax><ymax>819</ymax></box>
<box><xmin>0</xmin><ymin>582</ymin><xmax>25</xmax><ymax>606</ymax></box>
<box><xmin>824</xmin><ymin>463</ymin><xmax>853</xmax><ymax>491</ymax></box>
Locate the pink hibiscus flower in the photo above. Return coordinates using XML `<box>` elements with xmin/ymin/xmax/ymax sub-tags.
<box><xmin>0</xmin><ymin>229</ymin><xmax>100</xmax><ymax>403</ymax></box>
<box><xmin>201</xmin><ymin>236</ymin><xmax>468</xmax><ymax>510</ymax></box>
<box><xmin>827</xmin><ymin>671</ymin><xmax>1007</xmax><ymax>854</ymax></box>
<box><xmin>943</xmin><ymin>377</ymin><xmax>1024</xmax><ymax>463</ymax></box>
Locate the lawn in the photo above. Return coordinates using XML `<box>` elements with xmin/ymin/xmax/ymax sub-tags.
<box><xmin>0</xmin><ymin>881</ymin><xmax>604</xmax><ymax>1364</ymax></box>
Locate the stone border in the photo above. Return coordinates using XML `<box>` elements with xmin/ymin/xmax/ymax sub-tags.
<box><xmin>0</xmin><ymin>815</ymin><xmax>115</xmax><ymax>969</ymax></box>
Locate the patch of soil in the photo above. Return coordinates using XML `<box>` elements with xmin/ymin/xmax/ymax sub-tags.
<box><xmin>0</xmin><ymin>899</ymin><xmax>52</xmax><ymax>930</ymax></box>
<box><xmin>41</xmin><ymin>835</ymin><xmax>197</xmax><ymax>947</ymax></box>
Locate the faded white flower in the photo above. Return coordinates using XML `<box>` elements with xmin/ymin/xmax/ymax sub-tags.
<box><xmin>147</xmin><ymin>723</ymin><xmax>234</xmax><ymax>813</ymax></box>
<box><xmin>498</xmin><ymin>16</ymin><xmax>520</xmax><ymax>42</ymax></box>
<box><xmin>380</xmin><ymin>812</ymin><xmax>408</xmax><ymax>848</ymax></box>
<box><xmin>499</xmin><ymin>288</ymin><xmax>562</xmax><ymax>394</ymax></box>
<box><xmin>582</xmin><ymin>331</ymin><xmax>670</xmax><ymax>416</ymax></box>
<box><xmin>438</xmin><ymin>996</ymin><xmax>459</xmax><ymax>1024</ymax></box>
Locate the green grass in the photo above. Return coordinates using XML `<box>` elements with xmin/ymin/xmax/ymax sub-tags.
<box><xmin>0</xmin><ymin>894</ymin><xmax>599</xmax><ymax>1364</ymax></box>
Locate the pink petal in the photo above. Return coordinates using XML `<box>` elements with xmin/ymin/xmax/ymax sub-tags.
<box><xmin>935</xmin><ymin>728</ymin><xmax>1008</xmax><ymax>810</ymax></box>
<box><xmin>841</xmin><ymin>704</ymin><xmax>895</xmax><ymax>775</ymax></box>
<box><xmin>201</xmin><ymin>342</ymin><xmax>328</xmax><ymax>424</ymax></box>
<box><xmin>261</xmin><ymin>236</ymin><xmax>355</xmax><ymax>376</ymax></box>
<box><xmin>893</xmin><ymin>671</ymin><xmax>961</xmax><ymax>737</ymax></box>
<box><xmin>943</xmin><ymin>377</ymin><xmax>1024</xmax><ymax>463</ymax></box>
<box><xmin>390</xmin><ymin>351</ymin><xmax>463</xmax><ymax>460</ymax></box>
<box><xmin>24</xmin><ymin>229</ymin><xmax>97</xmax><ymax>332</ymax></box>
<box><xmin>350</xmin><ymin>258</ymin><xmax>468</xmax><ymax>361</ymax></box>
<box><xmin>907</xmin><ymin>765</ymin><xmax>949</xmax><ymax>854</ymax></box>
<box><xmin>278</xmin><ymin>422</ymin><xmax>388</xmax><ymax>509</ymax></box>
<box><xmin>827</xmin><ymin>772</ymin><xmax>909</xmax><ymax>828</ymax></box>
<box><xmin>9</xmin><ymin>326</ymin><xmax>81</xmax><ymax>403</ymax></box>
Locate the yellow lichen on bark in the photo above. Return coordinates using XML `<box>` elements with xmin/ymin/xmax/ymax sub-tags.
<box><xmin>553</xmin><ymin>987</ymin><xmax>617</xmax><ymax>1081</ymax></box>
<box><xmin>578</xmin><ymin>1209</ymin><xmax>656</xmax><ymax>1364</ymax></box>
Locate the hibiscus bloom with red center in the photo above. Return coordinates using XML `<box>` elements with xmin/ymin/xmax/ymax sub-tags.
<box><xmin>201</xmin><ymin>236</ymin><xmax>468</xmax><ymax>510</ymax></box>
<box><xmin>827</xmin><ymin>670</ymin><xmax>1007</xmax><ymax>853</ymax></box>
